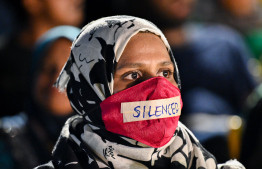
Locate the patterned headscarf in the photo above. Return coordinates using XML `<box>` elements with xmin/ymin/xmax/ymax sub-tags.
<box><xmin>56</xmin><ymin>15</ymin><xmax>181</xmax><ymax>125</ymax></box>
<box><xmin>52</xmin><ymin>16</ymin><xmax>218</xmax><ymax>169</ymax></box>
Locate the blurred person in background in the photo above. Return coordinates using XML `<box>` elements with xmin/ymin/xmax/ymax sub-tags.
<box><xmin>0</xmin><ymin>0</ymin><xmax>16</xmax><ymax>49</ymax></box>
<box><xmin>192</xmin><ymin>0</ymin><xmax>262</xmax><ymax>34</ymax></box>
<box><xmin>192</xmin><ymin>0</ymin><xmax>262</xmax><ymax>82</ymax></box>
<box><xmin>240</xmin><ymin>82</ymin><xmax>262</xmax><ymax>169</ymax></box>
<box><xmin>0</xmin><ymin>25</ymin><xmax>80</xmax><ymax>169</ymax></box>
<box><xmin>0</xmin><ymin>0</ymin><xmax>85</xmax><ymax>117</ymax></box>
<box><xmin>110</xmin><ymin>0</ymin><xmax>258</xmax><ymax>163</ymax></box>
<box><xmin>191</xmin><ymin>1</ymin><xmax>262</xmax><ymax>167</ymax></box>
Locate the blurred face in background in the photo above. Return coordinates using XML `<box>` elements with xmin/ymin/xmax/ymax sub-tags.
<box><xmin>41</xmin><ymin>0</ymin><xmax>85</xmax><ymax>27</ymax></box>
<box><xmin>220</xmin><ymin>0</ymin><xmax>258</xmax><ymax>17</ymax></box>
<box><xmin>147</xmin><ymin>0</ymin><xmax>194</xmax><ymax>28</ymax></box>
<box><xmin>112</xmin><ymin>0</ymin><xmax>194</xmax><ymax>29</ymax></box>
<box><xmin>33</xmin><ymin>38</ymin><xmax>73</xmax><ymax>116</ymax></box>
<box><xmin>151</xmin><ymin>0</ymin><xmax>194</xmax><ymax>22</ymax></box>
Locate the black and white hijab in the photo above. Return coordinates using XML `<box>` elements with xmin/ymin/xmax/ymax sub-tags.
<box><xmin>35</xmin><ymin>16</ymin><xmax>243</xmax><ymax>169</ymax></box>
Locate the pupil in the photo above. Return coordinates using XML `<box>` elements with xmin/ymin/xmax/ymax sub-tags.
<box><xmin>163</xmin><ymin>71</ymin><xmax>168</xmax><ymax>77</ymax></box>
<box><xmin>131</xmin><ymin>73</ymin><xmax>137</xmax><ymax>79</ymax></box>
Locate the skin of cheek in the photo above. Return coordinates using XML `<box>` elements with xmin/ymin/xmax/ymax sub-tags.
<box><xmin>33</xmin><ymin>69</ymin><xmax>72</xmax><ymax>115</ymax></box>
<box><xmin>113</xmin><ymin>77</ymin><xmax>135</xmax><ymax>94</ymax></box>
<box><xmin>33</xmin><ymin>72</ymin><xmax>49</xmax><ymax>106</ymax></box>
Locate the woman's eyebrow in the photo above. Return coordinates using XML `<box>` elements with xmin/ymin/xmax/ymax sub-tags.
<box><xmin>116</xmin><ymin>60</ymin><xmax>174</xmax><ymax>70</ymax></box>
<box><xmin>116</xmin><ymin>62</ymin><xmax>144</xmax><ymax>70</ymax></box>
<box><xmin>159</xmin><ymin>61</ymin><xmax>173</xmax><ymax>66</ymax></box>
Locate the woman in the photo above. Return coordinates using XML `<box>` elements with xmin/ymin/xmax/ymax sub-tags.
<box><xmin>0</xmin><ymin>0</ymin><xmax>85</xmax><ymax>117</ymax></box>
<box><xmin>0</xmin><ymin>25</ymin><xmax>80</xmax><ymax>169</ymax></box>
<box><xmin>35</xmin><ymin>16</ymin><xmax>244</xmax><ymax>169</ymax></box>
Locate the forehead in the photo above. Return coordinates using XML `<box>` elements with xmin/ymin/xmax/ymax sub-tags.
<box><xmin>121</xmin><ymin>32</ymin><xmax>169</xmax><ymax>56</ymax></box>
<box><xmin>126</xmin><ymin>32</ymin><xmax>166</xmax><ymax>48</ymax></box>
<box><xmin>42</xmin><ymin>38</ymin><xmax>72</xmax><ymax>64</ymax></box>
<box><xmin>117</xmin><ymin>32</ymin><xmax>172</xmax><ymax>66</ymax></box>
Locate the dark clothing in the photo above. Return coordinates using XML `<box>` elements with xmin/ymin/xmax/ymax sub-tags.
<box><xmin>173</xmin><ymin>23</ymin><xmax>257</xmax><ymax>117</ymax></box>
<box><xmin>0</xmin><ymin>113</ymin><xmax>52</xmax><ymax>169</ymax></box>
<box><xmin>0</xmin><ymin>111</ymin><xmax>71</xmax><ymax>169</ymax></box>
<box><xmin>240</xmin><ymin>83</ymin><xmax>262</xmax><ymax>169</ymax></box>
<box><xmin>172</xmin><ymin>23</ymin><xmax>257</xmax><ymax>163</ymax></box>
<box><xmin>0</xmin><ymin>36</ymin><xmax>32</xmax><ymax>117</ymax></box>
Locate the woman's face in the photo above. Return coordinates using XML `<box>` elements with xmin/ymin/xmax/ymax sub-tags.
<box><xmin>33</xmin><ymin>38</ymin><xmax>73</xmax><ymax>116</ymax></box>
<box><xmin>151</xmin><ymin>0</ymin><xmax>194</xmax><ymax>22</ymax></box>
<box><xmin>114</xmin><ymin>33</ymin><xmax>178</xmax><ymax>94</ymax></box>
<box><xmin>221</xmin><ymin>0</ymin><xmax>257</xmax><ymax>17</ymax></box>
<box><xmin>42</xmin><ymin>0</ymin><xmax>85</xmax><ymax>27</ymax></box>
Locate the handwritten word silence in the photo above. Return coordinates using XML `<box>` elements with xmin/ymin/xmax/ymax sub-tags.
<box><xmin>133</xmin><ymin>103</ymin><xmax>179</xmax><ymax>117</ymax></box>
<box><xmin>121</xmin><ymin>96</ymin><xmax>181</xmax><ymax>123</ymax></box>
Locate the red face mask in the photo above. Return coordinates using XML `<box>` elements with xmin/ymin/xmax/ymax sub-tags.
<box><xmin>100</xmin><ymin>77</ymin><xmax>183</xmax><ymax>148</ymax></box>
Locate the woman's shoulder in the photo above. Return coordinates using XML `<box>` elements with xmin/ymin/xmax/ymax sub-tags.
<box><xmin>177</xmin><ymin>121</ymin><xmax>199</xmax><ymax>141</ymax></box>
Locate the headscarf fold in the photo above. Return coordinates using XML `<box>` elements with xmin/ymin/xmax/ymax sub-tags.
<box><xmin>52</xmin><ymin>16</ymin><xmax>218</xmax><ymax>169</ymax></box>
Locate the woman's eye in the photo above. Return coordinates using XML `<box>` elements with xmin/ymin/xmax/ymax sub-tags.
<box><xmin>124</xmin><ymin>72</ymin><xmax>141</xmax><ymax>80</ymax></box>
<box><xmin>159</xmin><ymin>70</ymin><xmax>172</xmax><ymax>78</ymax></box>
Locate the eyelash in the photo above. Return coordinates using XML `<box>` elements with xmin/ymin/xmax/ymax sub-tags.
<box><xmin>122</xmin><ymin>71</ymin><xmax>141</xmax><ymax>80</ymax></box>
<box><xmin>158</xmin><ymin>69</ymin><xmax>173</xmax><ymax>77</ymax></box>
<box><xmin>122</xmin><ymin>69</ymin><xmax>174</xmax><ymax>80</ymax></box>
